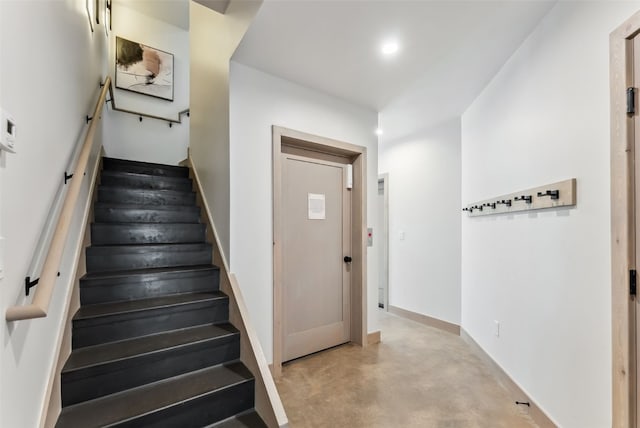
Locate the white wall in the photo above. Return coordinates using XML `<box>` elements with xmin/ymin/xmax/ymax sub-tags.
<box><xmin>461</xmin><ymin>2</ymin><xmax>640</xmax><ymax>427</ymax></box>
<box><xmin>229</xmin><ymin>62</ymin><xmax>379</xmax><ymax>363</ymax></box>
<box><xmin>0</xmin><ymin>1</ymin><xmax>107</xmax><ymax>426</ymax></box>
<box><xmin>103</xmin><ymin>3</ymin><xmax>190</xmax><ymax>165</ymax></box>
<box><xmin>378</xmin><ymin>118</ymin><xmax>461</xmax><ymax>325</ymax></box>
<box><xmin>190</xmin><ymin>0</ymin><xmax>262</xmax><ymax>258</ymax></box>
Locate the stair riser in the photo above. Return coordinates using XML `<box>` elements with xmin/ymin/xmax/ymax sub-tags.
<box><xmin>112</xmin><ymin>379</ymin><xmax>255</xmax><ymax>428</ymax></box>
<box><xmin>72</xmin><ymin>300</ymin><xmax>229</xmax><ymax>348</ymax></box>
<box><xmin>98</xmin><ymin>188</ymin><xmax>196</xmax><ymax>206</ymax></box>
<box><xmin>62</xmin><ymin>335</ymin><xmax>240</xmax><ymax>406</ymax></box>
<box><xmin>102</xmin><ymin>159</ymin><xmax>189</xmax><ymax>178</ymax></box>
<box><xmin>80</xmin><ymin>271</ymin><xmax>219</xmax><ymax>305</ymax></box>
<box><xmin>101</xmin><ymin>174</ymin><xmax>193</xmax><ymax>192</ymax></box>
<box><xmin>86</xmin><ymin>247</ymin><xmax>212</xmax><ymax>273</ymax></box>
<box><xmin>91</xmin><ymin>224</ymin><xmax>206</xmax><ymax>245</ymax></box>
<box><xmin>94</xmin><ymin>207</ymin><xmax>201</xmax><ymax>224</ymax></box>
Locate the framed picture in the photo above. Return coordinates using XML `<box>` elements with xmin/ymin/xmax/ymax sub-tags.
<box><xmin>115</xmin><ymin>36</ymin><xmax>174</xmax><ymax>101</ymax></box>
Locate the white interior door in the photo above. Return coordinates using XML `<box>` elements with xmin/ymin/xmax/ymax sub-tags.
<box><xmin>281</xmin><ymin>154</ymin><xmax>351</xmax><ymax>362</ymax></box>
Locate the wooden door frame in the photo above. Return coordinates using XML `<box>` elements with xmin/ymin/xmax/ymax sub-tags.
<box><xmin>272</xmin><ymin>125</ymin><xmax>367</xmax><ymax>378</ymax></box>
<box><xmin>611</xmin><ymin>10</ymin><xmax>640</xmax><ymax>428</ymax></box>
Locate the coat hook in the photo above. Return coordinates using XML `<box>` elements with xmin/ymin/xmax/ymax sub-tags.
<box><xmin>514</xmin><ymin>195</ymin><xmax>532</xmax><ymax>204</ymax></box>
<box><xmin>537</xmin><ymin>190</ymin><xmax>559</xmax><ymax>200</ymax></box>
<box><xmin>139</xmin><ymin>116</ymin><xmax>143</xmax><ymax>122</ymax></box>
<box><xmin>496</xmin><ymin>199</ymin><xmax>512</xmax><ymax>207</ymax></box>
<box><xmin>483</xmin><ymin>202</ymin><xmax>496</xmax><ymax>209</ymax></box>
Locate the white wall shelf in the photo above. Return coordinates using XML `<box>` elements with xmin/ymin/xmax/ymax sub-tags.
<box><xmin>463</xmin><ymin>178</ymin><xmax>576</xmax><ymax>217</ymax></box>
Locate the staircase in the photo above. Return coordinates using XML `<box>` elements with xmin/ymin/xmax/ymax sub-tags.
<box><xmin>56</xmin><ymin>158</ymin><xmax>266</xmax><ymax>428</ymax></box>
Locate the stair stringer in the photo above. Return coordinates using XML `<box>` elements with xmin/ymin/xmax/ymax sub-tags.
<box><xmin>182</xmin><ymin>154</ymin><xmax>289</xmax><ymax>428</ymax></box>
<box><xmin>41</xmin><ymin>149</ymin><xmax>105</xmax><ymax>428</ymax></box>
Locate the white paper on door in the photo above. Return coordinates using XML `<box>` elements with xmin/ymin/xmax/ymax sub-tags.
<box><xmin>308</xmin><ymin>193</ymin><xmax>326</xmax><ymax>220</ymax></box>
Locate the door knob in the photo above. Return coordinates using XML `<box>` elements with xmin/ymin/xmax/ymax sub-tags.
<box><xmin>344</xmin><ymin>256</ymin><xmax>352</xmax><ymax>263</ymax></box>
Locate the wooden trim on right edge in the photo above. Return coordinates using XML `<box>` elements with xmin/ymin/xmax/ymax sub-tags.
<box><xmin>611</xmin><ymin>10</ymin><xmax>640</xmax><ymax>428</ymax></box>
<box><xmin>388</xmin><ymin>305</ymin><xmax>460</xmax><ymax>336</ymax></box>
<box><xmin>461</xmin><ymin>329</ymin><xmax>557</xmax><ymax>428</ymax></box>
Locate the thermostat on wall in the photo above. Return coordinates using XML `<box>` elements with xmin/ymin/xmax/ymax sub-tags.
<box><xmin>0</xmin><ymin>108</ymin><xmax>16</xmax><ymax>153</ymax></box>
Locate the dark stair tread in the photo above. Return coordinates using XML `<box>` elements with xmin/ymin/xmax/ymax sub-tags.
<box><xmin>102</xmin><ymin>157</ymin><xmax>189</xmax><ymax>177</ymax></box>
<box><xmin>94</xmin><ymin>202</ymin><xmax>201</xmax><ymax>212</ymax></box>
<box><xmin>91</xmin><ymin>222</ymin><xmax>206</xmax><ymax>245</ymax></box>
<box><xmin>74</xmin><ymin>291</ymin><xmax>227</xmax><ymax>320</ymax></box>
<box><xmin>80</xmin><ymin>264</ymin><xmax>218</xmax><ymax>283</ymax></box>
<box><xmin>56</xmin><ymin>362</ymin><xmax>253</xmax><ymax>427</ymax></box>
<box><xmin>86</xmin><ymin>243</ymin><xmax>212</xmax><ymax>274</ymax></box>
<box><xmin>63</xmin><ymin>323</ymin><xmax>239</xmax><ymax>373</ymax></box>
<box><xmin>101</xmin><ymin>169</ymin><xmax>191</xmax><ymax>182</ymax></box>
<box><xmin>91</xmin><ymin>221</ymin><xmax>205</xmax><ymax>234</ymax></box>
<box><xmin>98</xmin><ymin>186</ymin><xmax>195</xmax><ymax>196</ymax></box>
<box><xmin>100</xmin><ymin>173</ymin><xmax>192</xmax><ymax>192</ymax></box>
<box><xmin>93</xmin><ymin>204</ymin><xmax>201</xmax><ymax>224</ymax></box>
<box><xmin>88</xmin><ymin>242</ymin><xmax>210</xmax><ymax>253</ymax></box>
<box><xmin>92</xmin><ymin>221</ymin><xmax>203</xmax><ymax>226</ymax></box>
<box><xmin>207</xmin><ymin>410</ymin><xmax>267</xmax><ymax>428</ymax></box>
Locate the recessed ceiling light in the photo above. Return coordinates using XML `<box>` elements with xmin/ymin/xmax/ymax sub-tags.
<box><xmin>381</xmin><ymin>41</ymin><xmax>399</xmax><ymax>56</ymax></box>
<box><xmin>375</xmin><ymin>128</ymin><xmax>384</xmax><ymax>136</ymax></box>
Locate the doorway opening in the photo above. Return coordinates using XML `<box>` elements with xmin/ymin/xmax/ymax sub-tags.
<box><xmin>378</xmin><ymin>174</ymin><xmax>389</xmax><ymax>310</ymax></box>
<box><xmin>272</xmin><ymin>126</ymin><xmax>368</xmax><ymax>377</ymax></box>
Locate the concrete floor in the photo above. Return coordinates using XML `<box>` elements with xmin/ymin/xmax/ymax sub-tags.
<box><xmin>275</xmin><ymin>311</ymin><xmax>538</xmax><ymax>428</ymax></box>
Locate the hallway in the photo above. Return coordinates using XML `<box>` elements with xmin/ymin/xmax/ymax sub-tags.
<box><xmin>275</xmin><ymin>312</ymin><xmax>537</xmax><ymax>428</ymax></box>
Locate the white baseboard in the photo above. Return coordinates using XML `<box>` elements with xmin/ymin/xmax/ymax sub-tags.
<box><xmin>388</xmin><ymin>305</ymin><xmax>461</xmax><ymax>335</ymax></box>
<box><xmin>367</xmin><ymin>331</ymin><xmax>381</xmax><ymax>345</ymax></box>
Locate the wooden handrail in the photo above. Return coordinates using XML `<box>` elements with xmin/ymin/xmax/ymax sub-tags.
<box><xmin>5</xmin><ymin>77</ymin><xmax>111</xmax><ymax>322</ymax></box>
<box><xmin>106</xmin><ymin>81</ymin><xmax>189</xmax><ymax>124</ymax></box>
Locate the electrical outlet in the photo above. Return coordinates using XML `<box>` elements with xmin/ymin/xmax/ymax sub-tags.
<box><xmin>399</xmin><ymin>230</ymin><xmax>405</xmax><ymax>240</ymax></box>
<box><xmin>494</xmin><ymin>320</ymin><xmax>500</xmax><ymax>338</ymax></box>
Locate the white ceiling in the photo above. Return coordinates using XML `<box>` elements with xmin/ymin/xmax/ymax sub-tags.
<box><xmin>116</xmin><ymin>0</ymin><xmax>231</xmax><ymax>30</ymax></box>
<box><xmin>232</xmin><ymin>0</ymin><xmax>557</xmax><ymax>112</ymax></box>
<box><xmin>117</xmin><ymin>0</ymin><xmax>190</xmax><ymax>30</ymax></box>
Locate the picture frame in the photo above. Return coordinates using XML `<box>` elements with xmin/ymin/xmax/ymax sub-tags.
<box><xmin>115</xmin><ymin>36</ymin><xmax>174</xmax><ymax>102</ymax></box>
